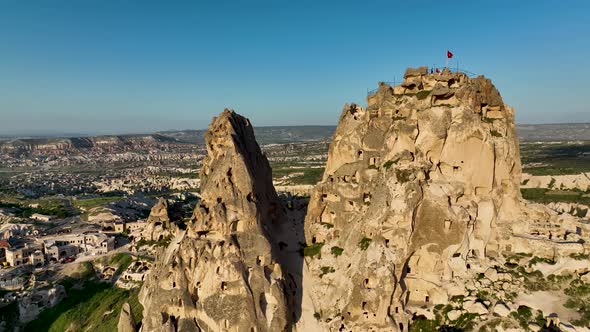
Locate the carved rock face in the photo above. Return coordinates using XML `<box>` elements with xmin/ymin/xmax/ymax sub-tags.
<box><xmin>139</xmin><ymin>109</ymin><xmax>289</xmax><ymax>332</ymax></box>
<box><xmin>142</xmin><ymin>198</ymin><xmax>175</xmax><ymax>242</ymax></box>
<box><xmin>302</xmin><ymin>70</ymin><xmax>525</xmax><ymax>331</ymax></box>
<box><xmin>135</xmin><ymin>71</ymin><xmax>578</xmax><ymax>332</ymax></box>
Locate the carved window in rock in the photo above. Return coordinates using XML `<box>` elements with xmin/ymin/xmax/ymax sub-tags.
<box><xmin>221</xmin><ymin>281</ymin><xmax>227</xmax><ymax>291</ymax></box>
<box><xmin>444</xmin><ymin>220</ymin><xmax>452</xmax><ymax>231</ymax></box>
<box><xmin>352</xmin><ymin>171</ymin><xmax>360</xmax><ymax>183</ymax></box>
<box><xmin>345</xmin><ymin>200</ymin><xmax>356</xmax><ymax>212</ymax></box>
<box><xmin>358</xmin><ymin>150</ymin><xmax>364</xmax><ymax>160</ymax></box>
<box><xmin>425</xmin><ymin>296</ymin><xmax>429</xmax><ymax>303</ymax></box>
<box><xmin>231</xmin><ymin>220</ymin><xmax>240</xmax><ymax>232</ymax></box>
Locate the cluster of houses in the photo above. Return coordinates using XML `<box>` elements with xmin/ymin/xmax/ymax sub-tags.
<box><xmin>0</xmin><ymin>216</ymin><xmax>151</xmax><ymax>269</ymax></box>
<box><xmin>0</xmin><ymin>232</ymin><xmax>115</xmax><ymax>268</ymax></box>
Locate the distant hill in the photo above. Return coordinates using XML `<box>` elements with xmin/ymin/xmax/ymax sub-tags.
<box><xmin>1</xmin><ymin>124</ymin><xmax>589</xmax><ymax>151</ymax></box>
<box><xmin>516</xmin><ymin>123</ymin><xmax>590</xmax><ymax>142</ymax></box>
<box><xmin>158</xmin><ymin>126</ymin><xmax>336</xmax><ymax>145</ymax></box>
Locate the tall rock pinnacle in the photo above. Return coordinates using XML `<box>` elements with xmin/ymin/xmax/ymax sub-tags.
<box><xmin>139</xmin><ymin>109</ymin><xmax>289</xmax><ymax>332</ymax></box>
<box><xmin>301</xmin><ymin>67</ymin><xmax>527</xmax><ymax>331</ymax></box>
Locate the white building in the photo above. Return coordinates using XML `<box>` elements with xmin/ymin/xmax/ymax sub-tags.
<box><xmin>30</xmin><ymin>214</ymin><xmax>55</xmax><ymax>222</ymax></box>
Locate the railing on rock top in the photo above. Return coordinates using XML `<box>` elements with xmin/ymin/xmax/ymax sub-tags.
<box><xmin>367</xmin><ymin>67</ymin><xmax>478</xmax><ymax>96</ymax></box>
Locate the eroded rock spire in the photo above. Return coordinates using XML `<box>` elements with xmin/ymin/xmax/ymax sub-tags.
<box><xmin>301</xmin><ymin>67</ymin><xmax>527</xmax><ymax>331</ymax></box>
<box><xmin>139</xmin><ymin>109</ymin><xmax>289</xmax><ymax>332</ymax></box>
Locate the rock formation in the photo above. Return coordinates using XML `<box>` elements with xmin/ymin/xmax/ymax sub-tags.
<box><xmin>300</xmin><ymin>67</ymin><xmax>578</xmax><ymax>331</ymax></box>
<box><xmin>522</xmin><ymin>172</ymin><xmax>590</xmax><ymax>192</ymax></box>
<box><xmin>139</xmin><ymin>109</ymin><xmax>290</xmax><ymax>332</ymax></box>
<box><xmin>117</xmin><ymin>302</ymin><xmax>136</xmax><ymax>332</ymax></box>
<box><xmin>135</xmin><ymin>69</ymin><xmax>589</xmax><ymax>332</ymax></box>
<box><xmin>141</xmin><ymin>198</ymin><xmax>181</xmax><ymax>242</ymax></box>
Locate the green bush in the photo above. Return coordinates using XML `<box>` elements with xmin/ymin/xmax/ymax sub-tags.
<box><xmin>330</xmin><ymin>246</ymin><xmax>344</xmax><ymax>257</ymax></box>
<box><xmin>383</xmin><ymin>158</ymin><xmax>400</xmax><ymax>170</ymax></box>
<box><xmin>476</xmin><ymin>290</ymin><xmax>491</xmax><ymax>302</ymax></box>
<box><xmin>490</xmin><ymin>130</ymin><xmax>503</xmax><ymax>137</ymax></box>
<box><xmin>510</xmin><ymin>306</ymin><xmax>532</xmax><ymax>329</ymax></box>
<box><xmin>570</xmin><ymin>253</ymin><xmax>590</xmax><ymax>260</ymax></box>
<box><xmin>135</xmin><ymin>235</ymin><xmax>172</xmax><ymax>249</ymax></box>
<box><xmin>319</xmin><ymin>266</ymin><xmax>335</xmax><ymax>278</ymax></box>
<box><xmin>528</xmin><ymin>256</ymin><xmax>556</xmax><ymax>267</ymax></box>
<box><xmin>320</xmin><ymin>222</ymin><xmax>334</xmax><ymax>229</ymax></box>
<box><xmin>409</xmin><ymin>315</ymin><xmax>438</xmax><ymax>332</ymax></box>
<box><xmin>358</xmin><ymin>237</ymin><xmax>372</xmax><ymax>251</ymax></box>
<box><xmin>303</xmin><ymin>243</ymin><xmax>324</xmax><ymax>257</ymax></box>
<box><xmin>395</xmin><ymin>169</ymin><xmax>413</xmax><ymax>184</ymax></box>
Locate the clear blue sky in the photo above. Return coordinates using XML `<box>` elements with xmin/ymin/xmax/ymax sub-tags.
<box><xmin>1</xmin><ymin>0</ymin><xmax>589</xmax><ymax>135</ymax></box>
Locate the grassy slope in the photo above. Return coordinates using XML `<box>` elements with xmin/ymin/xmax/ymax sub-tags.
<box><xmin>24</xmin><ymin>254</ymin><xmax>142</xmax><ymax>332</ymax></box>
<box><xmin>72</xmin><ymin>196</ymin><xmax>124</xmax><ymax>210</ymax></box>
<box><xmin>24</xmin><ymin>282</ymin><xmax>143</xmax><ymax>332</ymax></box>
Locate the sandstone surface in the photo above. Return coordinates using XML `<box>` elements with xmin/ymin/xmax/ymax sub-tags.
<box><xmin>135</xmin><ymin>69</ymin><xmax>590</xmax><ymax>332</ymax></box>
<box><xmin>117</xmin><ymin>302</ymin><xmax>136</xmax><ymax>332</ymax></box>
<box><xmin>141</xmin><ymin>197</ymin><xmax>181</xmax><ymax>242</ymax></box>
<box><xmin>300</xmin><ymin>68</ymin><xmax>582</xmax><ymax>331</ymax></box>
<box><xmin>139</xmin><ymin>109</ymin><xmax>290</xmax><ymax>332</ymax></box>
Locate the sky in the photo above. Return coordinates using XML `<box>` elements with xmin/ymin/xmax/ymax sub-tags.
<box><xmin>1</xmin><ymin>0</ymin><xmax>589</xmax><ymax>136</ymax></box>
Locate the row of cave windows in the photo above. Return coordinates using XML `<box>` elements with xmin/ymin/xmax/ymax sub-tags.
<box><xmin>172</xmin><ymin>255</ymin><xmax>265</xmax><ymax>290</ymax></box>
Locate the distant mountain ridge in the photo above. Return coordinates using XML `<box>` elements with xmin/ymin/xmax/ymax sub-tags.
<box><xmin>1</xmin><ymin>124</ymin><xmax>589</xmax><ymax>151</ymax></box>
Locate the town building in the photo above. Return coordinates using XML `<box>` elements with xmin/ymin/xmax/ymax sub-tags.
<box><xmin>114</xmin><ymin>220</ymin><xmax>146</xmax><ymax>233</ymax></box>
<box><xmin>30</xmin><ymin>213</ymin><xmax>55</xmax><ymax>222</ymax></box>
<box><xmin>4</xmin><ymin>243</ymin><xmax>45</xmax><ymax>267</ymax></box>
<box><xmin>42</xmin><ymin>232</ymin><xmax>115</xmax><ymax>261</ymax></box>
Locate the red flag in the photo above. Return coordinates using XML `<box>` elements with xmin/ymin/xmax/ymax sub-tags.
<box><xmin>447</xmin><ymin>50</ymin><xmax>453</xmax><ymax>59</ymax></box>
